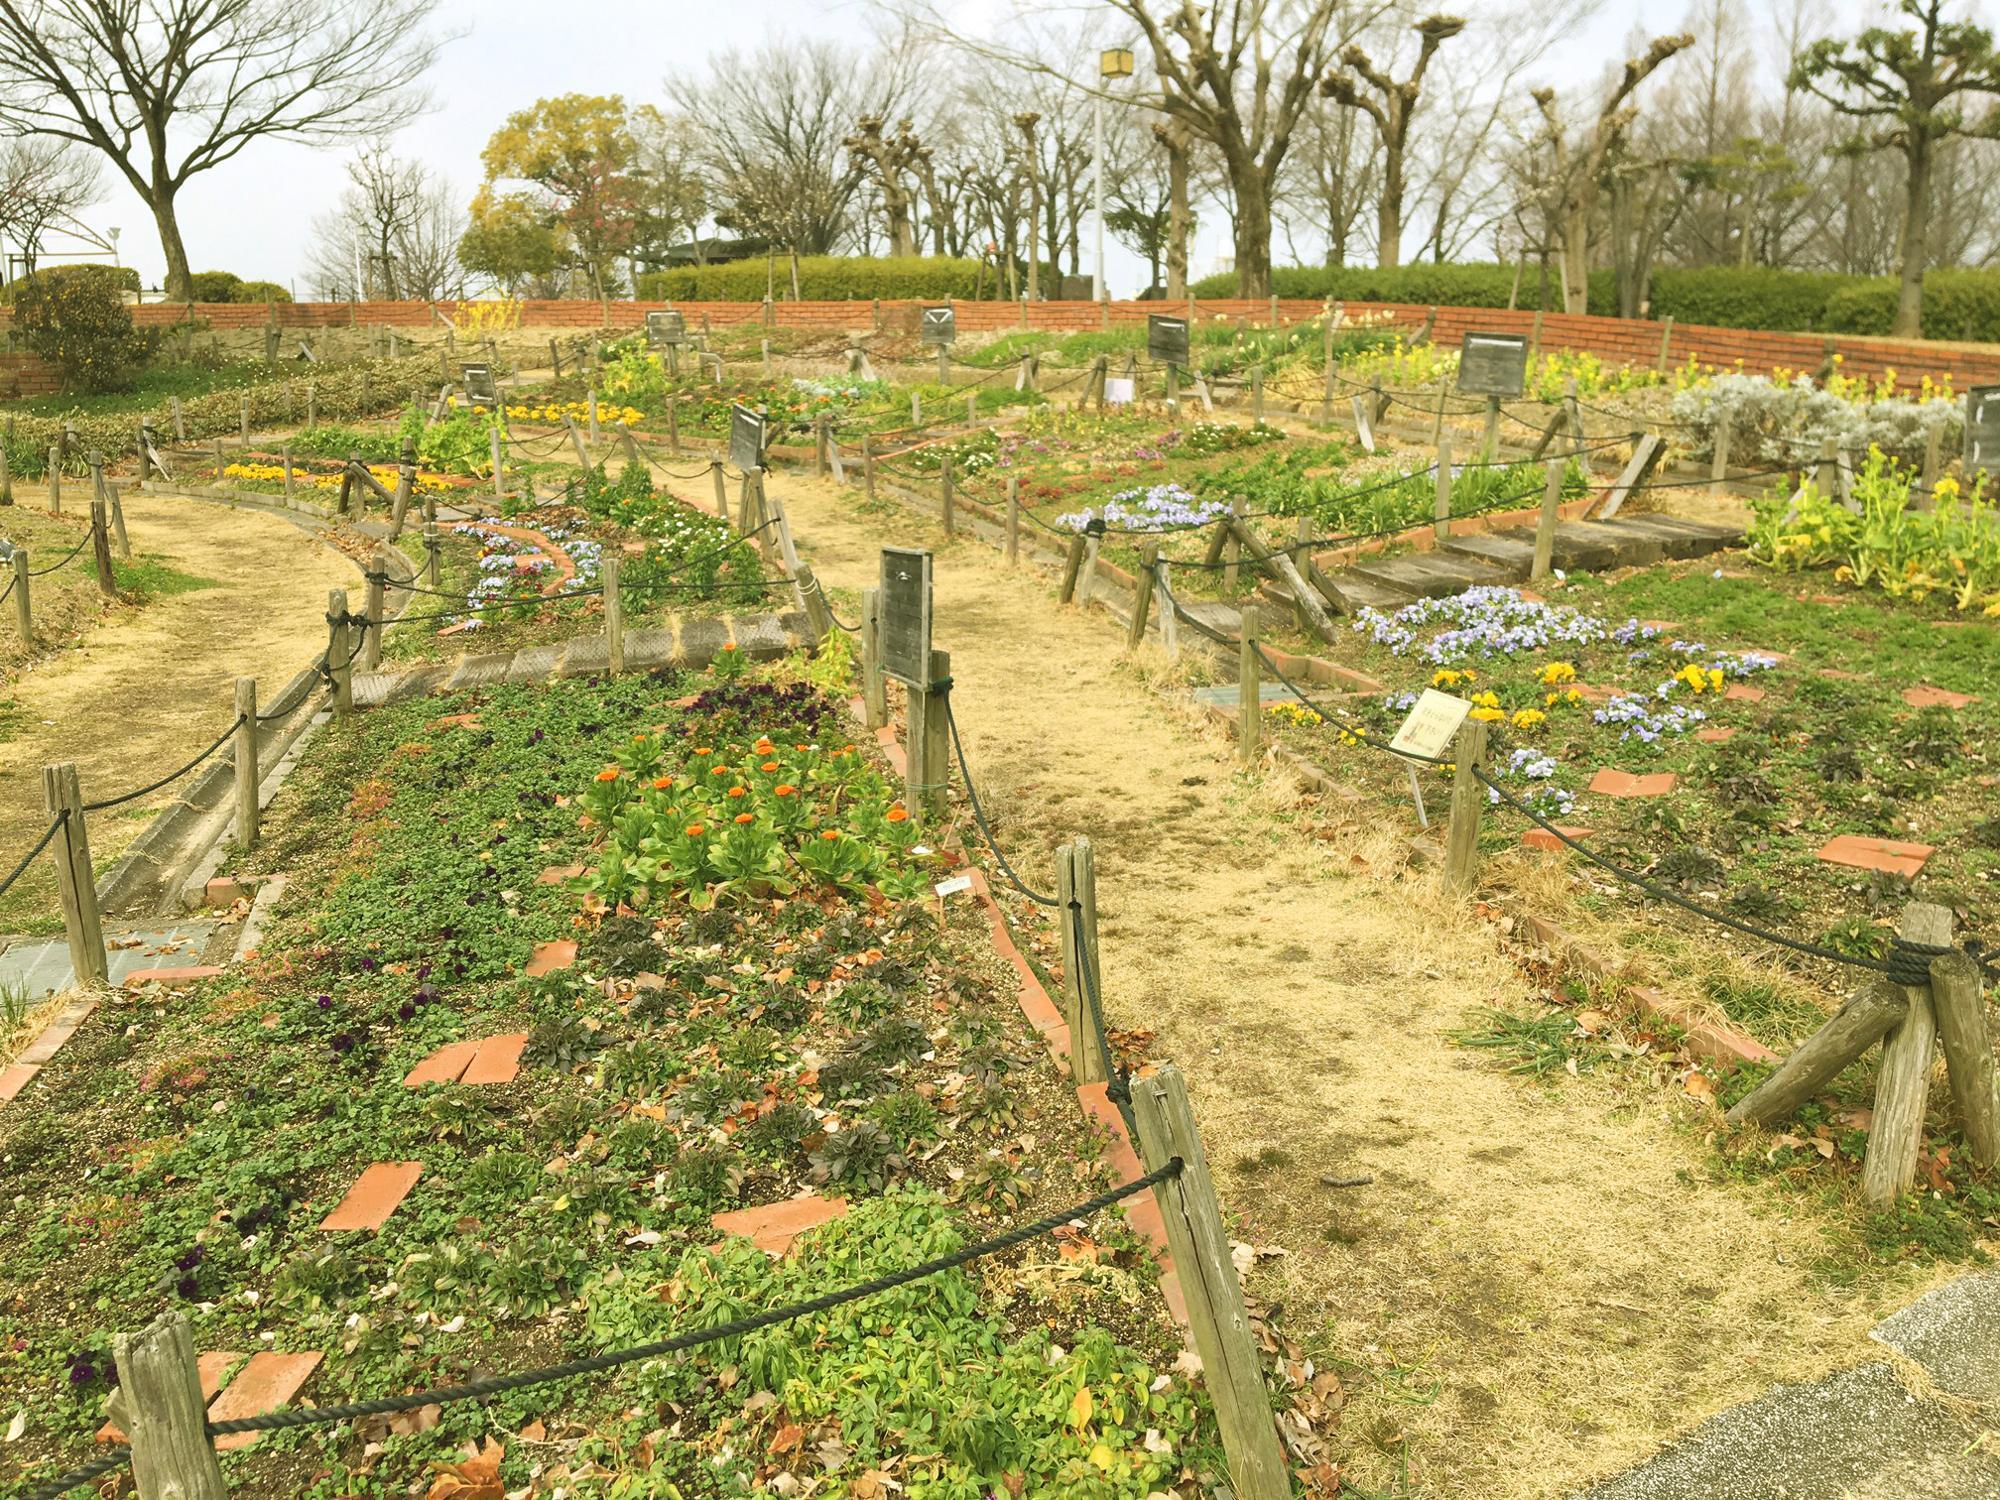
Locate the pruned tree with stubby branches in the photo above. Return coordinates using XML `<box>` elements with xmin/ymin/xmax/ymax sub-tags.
<box><xmin>1792</xmin><ymin>0</ymin><xmax>2000</xmax><ymax>335</ymax></box>
<box><xmin>0</xmin><ymin>0</ymin><xmax>448</xmax><ymax>298</ymax></box>
<box><xmin>1321</xmin><ymin>14</ymin><xmax>1465</xmax><ymax>269</ymax></box>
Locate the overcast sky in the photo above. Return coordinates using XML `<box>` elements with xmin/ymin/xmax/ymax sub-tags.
<box><xmin>43</xmin><ymin>0</ymin><xmax>1887</xmax><ymax>298</ymax></box>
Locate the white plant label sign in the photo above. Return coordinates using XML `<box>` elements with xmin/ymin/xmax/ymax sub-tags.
<box><xmin>1389</xmin><ymin>689</ymin><xmax>1472</xmax><ymax>762</ymax></box>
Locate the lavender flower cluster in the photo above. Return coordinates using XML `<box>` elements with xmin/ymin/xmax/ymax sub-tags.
<box><xmin>1666</xmin><ymin>639</ymin><xmax>1780</xmax><ymax>678</ymax></box>
<box><xmin>1355</xmin><ymin>587</ymin><xmax>1610</xmax><ymax>664</ymax></box>
<box><xmin>1593</xmin><ymin>693</ymin><xmax>1707</xmax><ymax>746</ymax></box>
<box><xmin>1482</xmin><ymin>746</ymin><xmax>1576</xmax><ymax>815</ymax></box>
<box><xmin>1056</xmin><ymin>482</ymin><xmax>1232</xmax><ymax>533</ymax></box>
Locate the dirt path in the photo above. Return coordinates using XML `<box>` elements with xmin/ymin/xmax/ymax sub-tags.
<box><xmin>695</xmin><ymin>469</ymin><xmax>1944</xmax><ymax>1498</ymax></box>
<box><xmin>0</xmin><ymin>487</ymin><xmax>357</xmax><ymax>932</ymax></box>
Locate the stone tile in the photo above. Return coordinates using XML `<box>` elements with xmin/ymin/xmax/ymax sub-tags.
<box><xmin>711</xmin><ymin>1193</ymin><xmax>849</xmax><ymax>1255</ymax></box>
<box><xmin>1522</xmin><ymin>826</ymin><xmax>1592</xmax><ymax>851</ymax></box>
<box><xmin>559</xmin><ymin>635</ymin><xmax>610</xmax><ymax>678</ymax></box>
<box><xmin>504</xmin><ymin>643</ymin><xmax>566</xmax><ymax>683</ymax></box>
<box><xmin>100</xmin><ymin>1352</ymin><xmax>242</xmax><ymax>1442</ymax></box>
<box><xmin>1588</xmin><ymin>770</ymin><xmax>1678</xmax><ymax>798</ymax></box>
<box><xmin>402</xmin><ymin>1039</ymin><xmax>480</xmax><ymax>1087</ymax></box>
<box><xmin>204</xmin><ymin>877</ymin><xmax>253</xmax><ymax>907</ymax></box>
<box><xmin>0</xmin><ymin>1063</ymin><xmax>40</xmax><ymax>1102</ymax></box>
<box><xmin>729</xmin><ymin>614</ymin><xmax>793</xmax><ymax>661</ymax></box>
<box><xmin>678</xmin><ymin>617</ymin><xmax>728</xmax><ymax>668</ymax></box>
<box><xmin>525</xmin><ymin>939</ymin><xmax>577</xmax><ymax>977</ymax></box>
<box><xmin>123</xmin><ymin>964</ymin><xmax>225</xmax><ymax>988</ymax></box>
<box><xmin>1695</xmin><ymin>727</ymin><xmax>1738</xmax><ymax>743</ymax></box>
<box><xmin>319</xmin><ymin>1162</ymin><xmax>423</xmax><ymax>1231</ymax></box>
<box><xmin>1723</xmin><ymin>684</ymin><xmax>1765</xmax><ymax>703</ymax></box>
<box><xmin>445</xmin><ymin>652</ymin><xmax>516</xmax><ymax>691</ymax></box>
<box><xmin>1903</xmin><ymin>684</ymin><xmax>1977</xmax><ymax>710</ymax></box>
<box><xmin>459</xmin><ymin>1032</ymin><xmax>528</xmax><ymax>1086</ymax></box>
<box><xmin>1817</xmin><ymin>834</ymin><xmax>1933</xmax><ymax>879</ymax></box>
<box><xmin>623</xmin><ymin>626</ymin><xmax>677</xmax><ymax>668</ymax></box>
<box><xmin>208</xmin><ymin>1350</ymin><xmax>324</xmax><ymax>1451</ymax></box>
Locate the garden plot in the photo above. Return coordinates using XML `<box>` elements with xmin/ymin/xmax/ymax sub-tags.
<box><xmin>694</xmin><ymin>460</ymin><xmax>1958</xmax><ymax>1500</ymax></box>
<box><xmin>0</xmin><ymin>664</ymin><xmax>1231</xmax><ymax>1499</ymax></box>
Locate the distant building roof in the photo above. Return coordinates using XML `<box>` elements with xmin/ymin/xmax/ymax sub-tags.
<box><xmin>654</xmin><ymin>236</ymin><xmax>772</xmax><ymax>268</ymax></box>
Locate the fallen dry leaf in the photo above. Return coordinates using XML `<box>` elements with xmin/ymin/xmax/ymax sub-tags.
<box><xmin>426</xmin><ymin>1438</ymin><xmax>503</xmax><ymax>1500</ymax></box>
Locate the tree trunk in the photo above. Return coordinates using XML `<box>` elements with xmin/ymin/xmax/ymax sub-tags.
<box><xmin>1893</xmin><ymin>138</ymin><xmax>1933</xmax><ymax>338</ymax></box>
<box><xmin>153</xmin><ymin>190</ymin><xmax>193</xmax><ymax>302</ymax></box>
<box><xmin>1558</xmin><ymin>206</ymin><xmax>1591</xmax><ymax>314</ymax></box>
<box><xmin>1234</xmin><ymin>171</ymin><xmax>1273</xmax><ymax>298</ymax></box>
<box><xmin>1377</xmin><ymin>137</ymin><xmax>1405</xmax><ymax>269</ymax></box>
<box><xmin>1164</xmin><ymin>130</ymin><xmax>1190</xmax><ymax>300</ymax></box>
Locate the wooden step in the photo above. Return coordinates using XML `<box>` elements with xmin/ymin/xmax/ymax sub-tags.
<box><xmin>1597</xmin><ymin>515</ymin><xmax>1739</xmax><ymax>558</ymax></box>
<box><xmin>1442</xmin><ymin>530</ymin><xmax>1537</xmax><ymax>578</ymax></box>
<box><xmin>1548</xmin><ymin>520</ymin><xmax>1662</xmax><ymax>571</ymax></box>
<box><xmin>1346</xmin><ymin>548</ymin><xmax>1515</xmax><ymax>599</ymax></box>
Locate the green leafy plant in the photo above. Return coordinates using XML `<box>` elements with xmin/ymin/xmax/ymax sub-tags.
<box><xmin>12</xmin><ymin>266</ymin><xmax>151</xmax><ymax>393</ymax></box>
<box><xmin>808</xmin><ymin>1121</ymin><xmax>904</xmax><ymax>1192</ymax></box>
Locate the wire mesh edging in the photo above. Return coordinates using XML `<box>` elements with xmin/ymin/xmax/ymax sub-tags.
<box><xmin>18</xmin><ymin>1162</ymin><xmax>1184</xmax><ymax>1500</ymax></box>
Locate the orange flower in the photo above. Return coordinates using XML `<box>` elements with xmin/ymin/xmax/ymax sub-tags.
<box><xmin>594</xmin><ymin>767</ymin><xmax>621</xmax><ymax>783</ymax></box>
<box><xmin>733</xmin><ymin>812</ymin><xmax>755</xmax><ymax>824</ymax></box>
<box><xmin>753</xmin><ymin>737</ymin><xmax>776</xmax><ymax>755</ymax></box>
<box><xmin>684</xmin><ymin>822</ymin><xmax>705</xmax><ymax>837</ymax></box>
<box><xmin>794</xmin><ymin>743</ymin><xmax>809</xmax><ymax>752</ymax></box>
<box><xmin>886</xmin><ymin>805</ymin><xmax>909</xmax><ymax>823</ymax></box>
<box><xmin>774</xmin><ymin>783</ymin><xmax>797</xmax><ymax>797</ymax></box>
<box><xmin>727</xmin><ymin>785</ymin><xmax>747</xmax><ymax>798</ymax></box>
<box><xmin>760</xmin><ymin>760</ymin><xmax>780</xmax><ymax>773</ymax></box>
<box><xmin>821</xmin><ymin>829</ymin><xmax>840</xmax><ymax>841</ymax></box>
<box><xmin>710</xmin><ymin>764</ymin><xmax>730</xmax><ymax>776</ymax></box>
<box><xmin>692</xmin><ymin>746</ymin><xmax>713</xmax><ymax>756</ymax></box>
<box><xmin>651</xmin><ymin>777</ymin><xmax>673</xmax><ymax>790</ymax></box>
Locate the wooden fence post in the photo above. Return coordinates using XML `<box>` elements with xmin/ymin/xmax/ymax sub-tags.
<box><xmin>862</xmin><ymin>434</ymin><xmax>877</xmax><ymax>501</ymax></box>
<box><xmin>1128</xmin><ymin>1066</ymin><xmax>1292</xmax><ymax>1500</ymax></box>
<box><xmin>172</xmin><ymin>395</ymin><xmax>187</xmax><ymax>442</ymax></box>
<box><xmin>814</xmin><ymin>412</ymin><xmax>830</xmax><ymax>478</ymax></box>
<box><xmin>43</xmin><ymin>762</ymin><xmax>108</xmax><ymax>985</ymax></box>
<box><xmin>1005</xmin><ymin>476</ymin><xmax>1021</xmax><ymax>563</ymax></box>
<box><xmin>11</xmin><ymin>548</ymin><xmax>31</xmax><ymax>645</ymax></box>
<box><xmin>1444</xmin><ymin>718</ymin><xmax>1490</xmax><ymax>893</ymax></box>
<box><xmin>589</xmin><ymin>389</ymin><xmax>602</xmax><ymax>445</ymax></box>
<box><xmin>281</xmin><ymin>442</ymin><xmax>295</xmax><ymax>504</ymax></box>
<box><xmin>1932</xmin><ymin>951</ymin><xmax>1998</xmax><ymax>1168</ymax></box>
<box><xmin>112</xmin><ymin>1310</ymin><xmax>230</xmax><ymax>1500</ymax></box>
<box><xmin>238</xmin><ymin>392</ymin><xmax>250</xmax><ymax>448</ymax></box>
<box><xmin>1433</xmin><ymin>431</ymin><xmax>1454</xmax><ymax>542</ymax></box>
<box><xmin>89</xmin><ymin>499</ymin><xmax>117</xmax><ymax>597</ymax></box>
<box><xmin>1126</xmin><ymin>543</ymin><xmax>1158</xmax><ymax>650</ymax></box>
<box><xmin>1531</xmin><ymin>457</ymin><xmax>1563</xmax><ymax>583</ymax></box>
<box><xmin>133</xmin><ymin>423</ymin><xmax>149</xmax><ymax>483</ymax></box>
<box><xmin>1710</xmin><ymin>410</ymin><xmax>1733</xmax><ymax>486</ymax></box>
<box><xmin>1055</xmin><ymin>837</ymin><xmax>1108</xmax><ymax>1085</ymax></box>
<box><xmin>362</xmin><ymin>554</ymin><xmax>386</xmax><ymax>670</ymax></box>
<box><xmin>212</xmin><ymin>438</ymin><xmax>227</xmax><ymax>485</ymax></box>
<box><xmin>911</xmin><ymin>391</ymin><xmax>922</xmax><ymax>427</ymax></box>
<box><xmin>941</xmin><ymin>456</ymin><xmax>955</xmax><ymax>537</ymax></box>
<box><xmin>328</xmin><ymin>587</ymin><xmax>354</xmax><ymax>714</ymax></box>
<box><xmin>1861</xmin><ymin>902</ymin><xmax>1955</xmax><ymax>1204</ymax></box>
<box><xmin>1320</xmin><ymin>312</ymin><xmax>1338</xmax><ymax>422</ymax></box>
<box><xmin>1156</xmin><ymin>557</ymin><xmax>1179</xmax><ymax>660</ymax></box>
<box><xmin>1251</xmin><ymin>365</ymin><xmax>1265</xmax><ymax>424</ymax></box>
<box><xmin>906</xmin><ymin>648</ymin><xmax>951</xmax><ymax>824</ymax></box>
<box><xmin>1920</xmin><ymin>420</ymin><xmax>1943</xmax><ymax>504</ymax></box>
<box><xmin>796</xmin><ymin>562</ymin><xmax>835</xmax><ymax>641</ymax></box>
<box><xmin>108</xmin><ymin>484</ymin><xmax>130</xmax><ymax>561</ymax></box>
<box><xmin>490</xmin><ymin>424</ymin><xmax>506</xmax><ymax>501</ymax></box>
<box><xmin>234</xmin><ymin>678</ymin><xmax>259</xmax><ymax>849</ymax></box>
<box><xmin>1656</xmin><ymin>315</ymin><xmax>1675</xmax><ymax>371</ymax></box>
<box><xmin>1238</xmin><ymin>604</ymin><xmax>1260</xmax><ymax>766</ymax></box>
<box><xmin>860</xmin><ymin>587</ymin><xmax>887</xmax><ymax>730</ymax></box>
<box><xmin>48</xmin><ymin>445</ymin><xmax>61</xmax><ymax>512</ymax></box>
<box><xmin>710</xmin><ymin>460</ymin><xmax>729</xmax><ymax>521</ymax></box>
<box><xmin>602</xmin><ymin>554</ymin><xmax>624</xmax><ymax>674</ymax></box>
<box><xmin>423</xmin><ymin>522</ymin><xmax>440</xmax><ymax>589</ymax></box>
<box><xmin>1058</xmin><ymin>534</ymin><xmax>1087</xmax><ymax>604</ymax></box>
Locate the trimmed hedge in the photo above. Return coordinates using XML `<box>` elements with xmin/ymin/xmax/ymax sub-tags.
<box><xmin>637</xmin><ymin>255</ymin><xmax>986</xmax><ymax>302</ymax></box>
<box><xmin>0</xmin><ymin>263</ymin><xmax>141</xmax><ymax>306</ymax></box>
<box><xmin>1189</xmin><ymin>263</ymin><xmax>1618</xmax><ymax>313</ymax></box>
<box><xmin>1650</xmin><ymin>268</ymin><xmax>1854</xmax><ymax>331</ymax></box>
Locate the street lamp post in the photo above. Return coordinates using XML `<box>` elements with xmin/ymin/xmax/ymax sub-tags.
<box><xmin>1095</xmin><ymin>47</ymin><xmax>1134</xmax><ymax>305</ymax></box>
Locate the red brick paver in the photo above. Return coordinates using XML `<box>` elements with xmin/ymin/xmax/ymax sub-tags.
<box><xmin>1588</xmin><ymin>770</ymin><xmax>1678</xmax><ymax>798</ymax></box>
<box><xmin>1903</xmin><ymin>684</ymin><xmax>1977</xmax><ymax>710</ymax></box>
<box><xmin>711</xmin><ymin>1194</ymin><xmax>849</xmax><ymax>1255</ymax></box>
<box><xmin>402</xmin><ymin>1038</ymin><xmax>481</xmax><ymax>1087</ymax></box>
<box><xmin>16</xmin><ymin>999</ymin><xmax>94</xmax><ymax>1065</ymax></box>
<box><xmin>1695</xmin><ymin>727</ymin><xmax>1738</xmax><ymax>743</ymax></box>
<box><xmin>123</xmin><ymin>965</ymin><xmax>225</xmax><ymax>988</ymax></box>
<box><xmin>1723</xmin><ymin>684</ymin><xmax>1764</xmax><ymax>703</ymax></box>
<box><xmin>0</xmin><ymin>1063</ymin><xmax>40</xmax><ymax>1102</ymax></box>
<box><xmin>1522</xmin><ymin>826</ymin><xmax>1592</xmax><ymax>851</ymax></box>
<box><xmin>320</xmin><ymin>1162</ymin><xmax>423</xmax><ymax>1231</ymax></box>
<box><xmin>525</xmin><ymin>940</ymin><xmax>577</xmax><ymax>977</ymax></box>
<box><xmin>1816</xmin><ymin>834</ymin><xmax>1934</xmax><ymax>879</ymax></box>
<box><xmin>459</xmin><ymin>1033</ymin><xmax>528</xmax><ymax>1086</ymax></box>
<box><xmin>207</xmin><ymin>1351</ymin><xmax>324</xmax><ymax>1451</ymax></box>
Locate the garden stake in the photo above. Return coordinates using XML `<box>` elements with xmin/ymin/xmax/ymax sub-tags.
<box><xmin>1531</xmin><ymin>458</ymin><xmax>1562</xmax><ymax>583</ymax></box>
<box><xmin>1005</xmin><ymin>476</ymin><xmax>1020</xmax><ymax>564</ymax></box>
<box><xmin>43</xmin><ymin>761</ymin><xmax>107</xmax><ymax>984</ymax></box>
<box><xmin>113</xmin><ymin>1310</ymin><xmax>228</xmax><ymax>1500</ymax></box>
<box><xmin>1128</xmin><ymin>1066</ymin><xmax>1293</xmax><ymax>1500</ymax></box>
<box><xmin>1055</xmin><ymin>837</ymin><xmax>1108</xmax><ymax>1085</ymax></box>
<box><xmin>859</xmin><ymin>586</ymin><xmax>886</xmax><ymax>729</ymax></box>
<box><xmin>235</xmin><ymin>678</ymin><xmax>259</xmax><ymax>849</ymax></box>
<box><xmin>1127</xmin><ymin>544</ymin><xmax>1158</xmax><ymax>650</ymax></box>
<box><xmin>1710</xmin><ymin>411</ymin><xmax>1733</xmax><ymax>485</ymax></box>
<box><xmin>1238</xmin><ymin>605</ymin><xmax>1260</xmax><ymax>765</ymax></box>
<box><xmin>1860</xmin><ymin>902</ymin><xmax>1955</xmax><ymax>1204</ymax></box>
<box><xmin>1443</xmin><ymin>718</ymin><xmax>1489</xmax><ymax>894</ymax></box>
<box><xmin>11</xmin><ymin>548</ymin><xmax>30</xmax><ymax>645</ymax></box>
<box><xmin>48</xmin><ymin>445</ymin><xmax>61</xmax><ymax>511</ymax></box>
<box><xmin>602</xmin><ymin>554</ymin><xmax>624</xmax><ymax>674</ymax></box>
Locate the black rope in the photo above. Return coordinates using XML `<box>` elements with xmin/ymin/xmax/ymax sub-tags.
<box><xmin>204</xmin><ymin>1163</ymin><xmax>1178</xmax><ymax>1437</ymax></box>
<box><xmin>19</xmin><ymin>1445</ymin><xmax>134</xmax><ymax>1500</ymax></box>
<box><xmin>943</xmin><ymin>693</ymin><xmax>1060</xmax><ymax>907</ymax></box>
<box><xmin>0</xmin><ymin>810</ymin><xmax>66</xmax><ymax>901</ymax></box>
<box><xmin>82</xmin><ymin>715</ymin><xmax>246</xmax><ymax>811</ymax></box>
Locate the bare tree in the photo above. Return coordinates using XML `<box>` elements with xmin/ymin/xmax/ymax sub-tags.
<box><xmin>1532</xmin><ymin>33</ymin><xmax>1694</xmax><ymax>312</ymax></box>
<box><xmin>1321</xmin><ymin>13</ymin><xmax>1464</xmax><ymax>267</ymax></box>
<box><xmin>0</xmin><ymin>0</ymin><xmax>447</xmax><ymax>298</ymax></box>
<box><xmin>306</xmin><ymin>145</ymin><xmax>463</xmax><ymax>299</ymax></box>
<box><xmin>0</xmin><ymin>136</ymin><xmax>100</xmax><ymax>278</ymax></box>
<box><xmin>844</xmin><ymin>115</ymin><xmax>925</xmax><ymax>255</ymax></box>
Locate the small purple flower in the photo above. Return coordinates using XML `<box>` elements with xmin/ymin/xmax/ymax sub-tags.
<box><xmin>315</xmin><ymin>995</ymin><xmax>332</xmax><ymax>1011</ymax></box>
<box><xmin>397</xmin><ymin>1003</ymin><xmax>415</xmax><ymax>1020</ymax></box>
<box><xmin>359</xmin><ymin>956</ymin><xmax>377</xmax><ymax>972</ymax></box>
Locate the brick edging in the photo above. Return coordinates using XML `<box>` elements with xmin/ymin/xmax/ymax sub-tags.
<box><xmin>0</xmin><ymin>996</ymin><xmax>98</xmax><ymax>1109</ymax></box>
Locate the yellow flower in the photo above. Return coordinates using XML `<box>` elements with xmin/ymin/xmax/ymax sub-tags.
<box><xmin>1511</xmin><ymin>708</ymin><xmax>1547</xmax><ymax>730</ymax></box>
<box><xmin>1469</xmin><ymin>706</ymin><xmax>1506</xmax><ymax>723</ymax></box>
<box><xmin>1537</xmin><ymin>662</ymin><xmax>1576</xmax><ymax>686</ymax></box>
<box><xmin>1469</xmin><ymin>690</ymin><xmax>1500</xmax><ymax>709</ymax></box>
